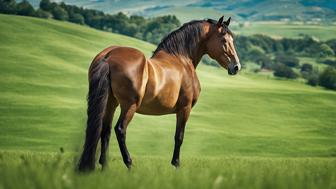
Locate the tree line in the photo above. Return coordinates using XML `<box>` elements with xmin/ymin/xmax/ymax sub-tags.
<box><xmin>235</xmin><ymin>35</ymin><xmax>336</xmax><ymax>90</ymax></box>
<box><xmin>0</xmin><ymin>0</ymin><xmax>180</xmax><ymax>44</ymax></box>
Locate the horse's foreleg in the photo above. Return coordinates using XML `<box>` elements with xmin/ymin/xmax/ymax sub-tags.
<box><xmin>99</xmin><ymin>94</ymin><xmax>119</xmax><ymax>169</ymax></box>
<box><xmin>114</xmin><ymin>104</ymin><xmax>136</xmax><ymax>169</ymax></box>
<box><xmin>171</xmin><ymin>105</ymin><xmax>191</xmax><ymax>167</ymax></box>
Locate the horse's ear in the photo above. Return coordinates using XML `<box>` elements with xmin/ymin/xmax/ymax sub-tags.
<box><xmin>217</xmin><ymin>16</ymin><xmax>224</xmax><ymax>27</ymax></box>
<box><xmin>224</xmin><ymin>17</ymin><xmax>231</xmax><ymax>26</ymax></box>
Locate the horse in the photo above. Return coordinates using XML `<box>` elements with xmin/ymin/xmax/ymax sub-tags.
<box><xmin>78</xmin><ymin>16</ymin><xmax>241</xmax><ymax>171</ymax></box>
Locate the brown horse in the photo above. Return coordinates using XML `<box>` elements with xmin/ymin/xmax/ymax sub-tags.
<box><xmin>78</xmin><ymin>16</ymin><xmax>241</xmax><ymax>171</ymax></box>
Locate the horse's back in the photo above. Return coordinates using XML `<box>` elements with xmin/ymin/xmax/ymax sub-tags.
<box><xmin>92</xmin><ymin>46</ymin><xmax>145</xmax><ymax>64</ymax></box>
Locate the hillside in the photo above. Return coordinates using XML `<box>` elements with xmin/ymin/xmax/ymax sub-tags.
<box><xmin>0</xmin><ymin>14</ymin><xmax>155</xmax><ymax>151</ymax></box>
<box><xmin>0</xmin><ymin>14</ymin><xmax>335</xmax><ymax>158</ymax></box>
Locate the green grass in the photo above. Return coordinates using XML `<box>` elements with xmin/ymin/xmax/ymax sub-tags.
<box><xmin>1</xmin><ymin>152</ymin><xmax>335</xmax><ymax>189</ymax></box>
<box><xmin>298</xmin><ymin>56</ymin><xmax>328</xmax><ymax>70</ymax></box>
<box><xmin>233</xmin><ymin>21</ymin><xmax>336</xmax><ymax>41</ymax></box>
<box><xmin>0</xmin><ymin>14</ymin><xmax>336</xmax><ymax>189</ymax></box>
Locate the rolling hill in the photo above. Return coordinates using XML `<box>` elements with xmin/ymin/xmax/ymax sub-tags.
<box><xmin>0</xmin><ymin>13</ymin><xmax>336</xmax><ymax>189</ymax></box>
<box><xmin>0</xmin><ymin>14</ymin><xmax>335</xmax><ymax>157</ymax></box>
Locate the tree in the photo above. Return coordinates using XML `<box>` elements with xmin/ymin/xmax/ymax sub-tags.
<box><xmin>35</xmin><ymin>8</ymin><xmax>51</xmax><ymax>18</ymax></box>
<box><xmin>247</xmin><ymin>46</ymin><xmax>265</xmax><ymax>63</ymax></box>
<box><xmin>144</xmin><ymin>15</ymin><xmax>180</xmax><ymax>44</ymax></box>
<box><xmin>274</xmin><ymin>53</ymin><xmax>300</xmax><ymax>68</ymax></box>
<box><xmin>260</xmin><ymin>56</ymin><xmax>273</xmax><ymax>70</ymax></box>
<box><xmin>0</xmin><ymin>0</ymin><xmax>17</xmax><ymax>14</ymax></box>
<box><xmin>40</xmin><ymin>0</ymin><xmax>52</xmax><ymax>11</ymax></box>
<box><xmin>16</xmin><ymin>0</ymin><xmax>35</xmax><ymax>16</ymax></box>
<box><xmin>318</xmin><ymin>43</ymin><xmax>334</xmax><ymax>57</ymax></box>
<box><xmin>326</xmin><ymin>39</ymin><xmax>336</xmax><ymax>54</ymax></box>
<box><xmin>319</xmin><ymin>67</ymin><xmax>336</xmax><ymax>90</ymax></box>
<box><xmin>69</xmin><ymin>13</ymin><xmax>84</xmax><ymax>24</ymax></box>
<box><xmin>52</xmin><ymin>6</ymin><xmax>68</xmax><ymax>21</ymax></box>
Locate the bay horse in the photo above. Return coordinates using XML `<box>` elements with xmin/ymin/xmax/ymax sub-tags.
<box><xmin>78</xmin><ymin>16</ymin><xmax>241</xmax><ymax>171</ymax></box>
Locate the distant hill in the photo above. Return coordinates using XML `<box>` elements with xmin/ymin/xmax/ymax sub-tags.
<box><xmin>25</xmin><ymin>0</ymin><xmax>336</xmax><ymax>22</ymax></box>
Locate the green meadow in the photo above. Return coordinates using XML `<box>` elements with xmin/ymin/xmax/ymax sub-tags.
<box><xmin>233</xmin><ymin>21</ymin><xmax>336</xmax><ymax>41</ymax></box>
<box><xmin>0</xmin><ymin>14</ymin><xmax>335</xmax><ymax>189</ymax></box>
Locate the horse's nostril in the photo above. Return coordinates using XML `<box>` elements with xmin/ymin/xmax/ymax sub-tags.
<box><xmin>234</xmin><ymin>65</ymin><xmax>239</xmax><ymax>71</ymax></box>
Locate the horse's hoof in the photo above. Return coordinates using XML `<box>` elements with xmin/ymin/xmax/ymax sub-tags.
<box><xmin>100</xmin><ymin>164</ymin><xmax>107</xmax><ymax>171</ymax></box>
<box><xmin>125</xmin><ymin>159</ymin><xmax>132</xmax><ymax>170</ymax></box>
<box><xmin>171</xmin><ymin>159</ymin><xmax>180</xmax><ymax>168</ymax></box>
<box><xmin>99</xmin><ymin>156</ymin><xmax>105</xmax><ymax>165</ymax></box>
<box><xmin>77</xmin><ymin>164</ymin><xmax>95</xmax><ymax>173</ymax></box>
<box><xmin>125</xmin><ymin>162</ymin><xmax>133</xmax><ymax>171</ymax></box>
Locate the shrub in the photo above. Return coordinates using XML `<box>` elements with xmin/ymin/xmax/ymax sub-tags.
<box><xmin>273</xmin><ymin>64</ymin><xmax>298</xmax><ymax>79</ymax></box>
<box><xmin>301</xmin><ymin>63</ymin><xmax>313</xmax><ymax>73</ymax></box>
<box><xmin>305</xmin><ymin>68</ymin><xmax>319</xmax><ymax>86</ymax></box>
<box><xmin>307</xmin><ymin>75</ymin><xmax>319</xmax><ymax>86</ymax></box>
<box><xmin>319</xmin><ymin>67</ymin><xmax>336</xmax><ymax>90</ymax></box>
<box><xmin>274</xmin><ymin>53</ymin><xmax>300</xmax><ymax>68</ymax></box>
<box><xmin>321</xmin><ymin>59</ymin><xmax>336</xmax><ymax>67</ymax></box>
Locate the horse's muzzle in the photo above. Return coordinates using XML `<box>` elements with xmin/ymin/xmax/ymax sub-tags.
<box><xmin>228</xmin><ymin>62</ymin><xmax>240</xmax><ymax>75</ymax></box>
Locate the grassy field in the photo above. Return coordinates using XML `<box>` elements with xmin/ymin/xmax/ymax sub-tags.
<box><xmin>0</xmin><ymin>14</ymin><xmax>335</xmax><ymax>189</ymax></box>
<box><xmin>233</xmin><ymin>21</ymin><xmax>336</xmax><ymax>41</ymax></box>
<box><xmin>1</xmin><ymin>152</ymin><xmax>335</xmax><ymax>189</ymax></box>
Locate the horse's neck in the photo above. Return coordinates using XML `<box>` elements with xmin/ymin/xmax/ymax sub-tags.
<box><xmin>185</xmin><ymin>36</ymin><xmax>208</xmax><ymax>68</ymax></box>
<box><xmin>192</xmin><ymin>47</ymin><xmax>206</xmax><ymax>68</ymax></box>
<box><xmin>152</xmin><ymin>36</ymin><xmax>206</xmax><ymax>69</ymax></box>
<box><xmin>151</xmin><ymin>22</ymin><xmax>211</xmax><ymax>68</ymax></box>
<box><xmin>151</xmin><ymin>47</ymin><xmax>205</xmax><ymax>69</ymax></box>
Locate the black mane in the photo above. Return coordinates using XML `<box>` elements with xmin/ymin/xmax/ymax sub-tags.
<box><xmin>152</xmin><ymin>20</ymin><xmax>207</xmax><ymax>58</ymax></box>
<box><xmin>152</xmin><ymin>19</ymin><xmax>232</xmax><ymax>59</ymax></box>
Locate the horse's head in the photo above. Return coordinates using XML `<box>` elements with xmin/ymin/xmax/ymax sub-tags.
<box><xmin>205</xmin><ymin>16</ymin><xmax>241</xmax><ymax>75</ymax></box>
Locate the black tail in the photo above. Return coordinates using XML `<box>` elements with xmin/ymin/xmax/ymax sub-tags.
<box><xmin>78</xmin><ymin>60</ymin><xmax>110</xmax><ymax>172</ymax></box>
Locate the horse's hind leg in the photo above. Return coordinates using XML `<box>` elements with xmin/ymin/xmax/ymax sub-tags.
<box><xmin>99</xmin><ymin>93</ymin><xmax>119</xmax><ymax>169</ymax></box>
<box><xmin>114</xmin><ymin>103</ymin><xmax>137</xmax><ymax>169</ymax></box>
